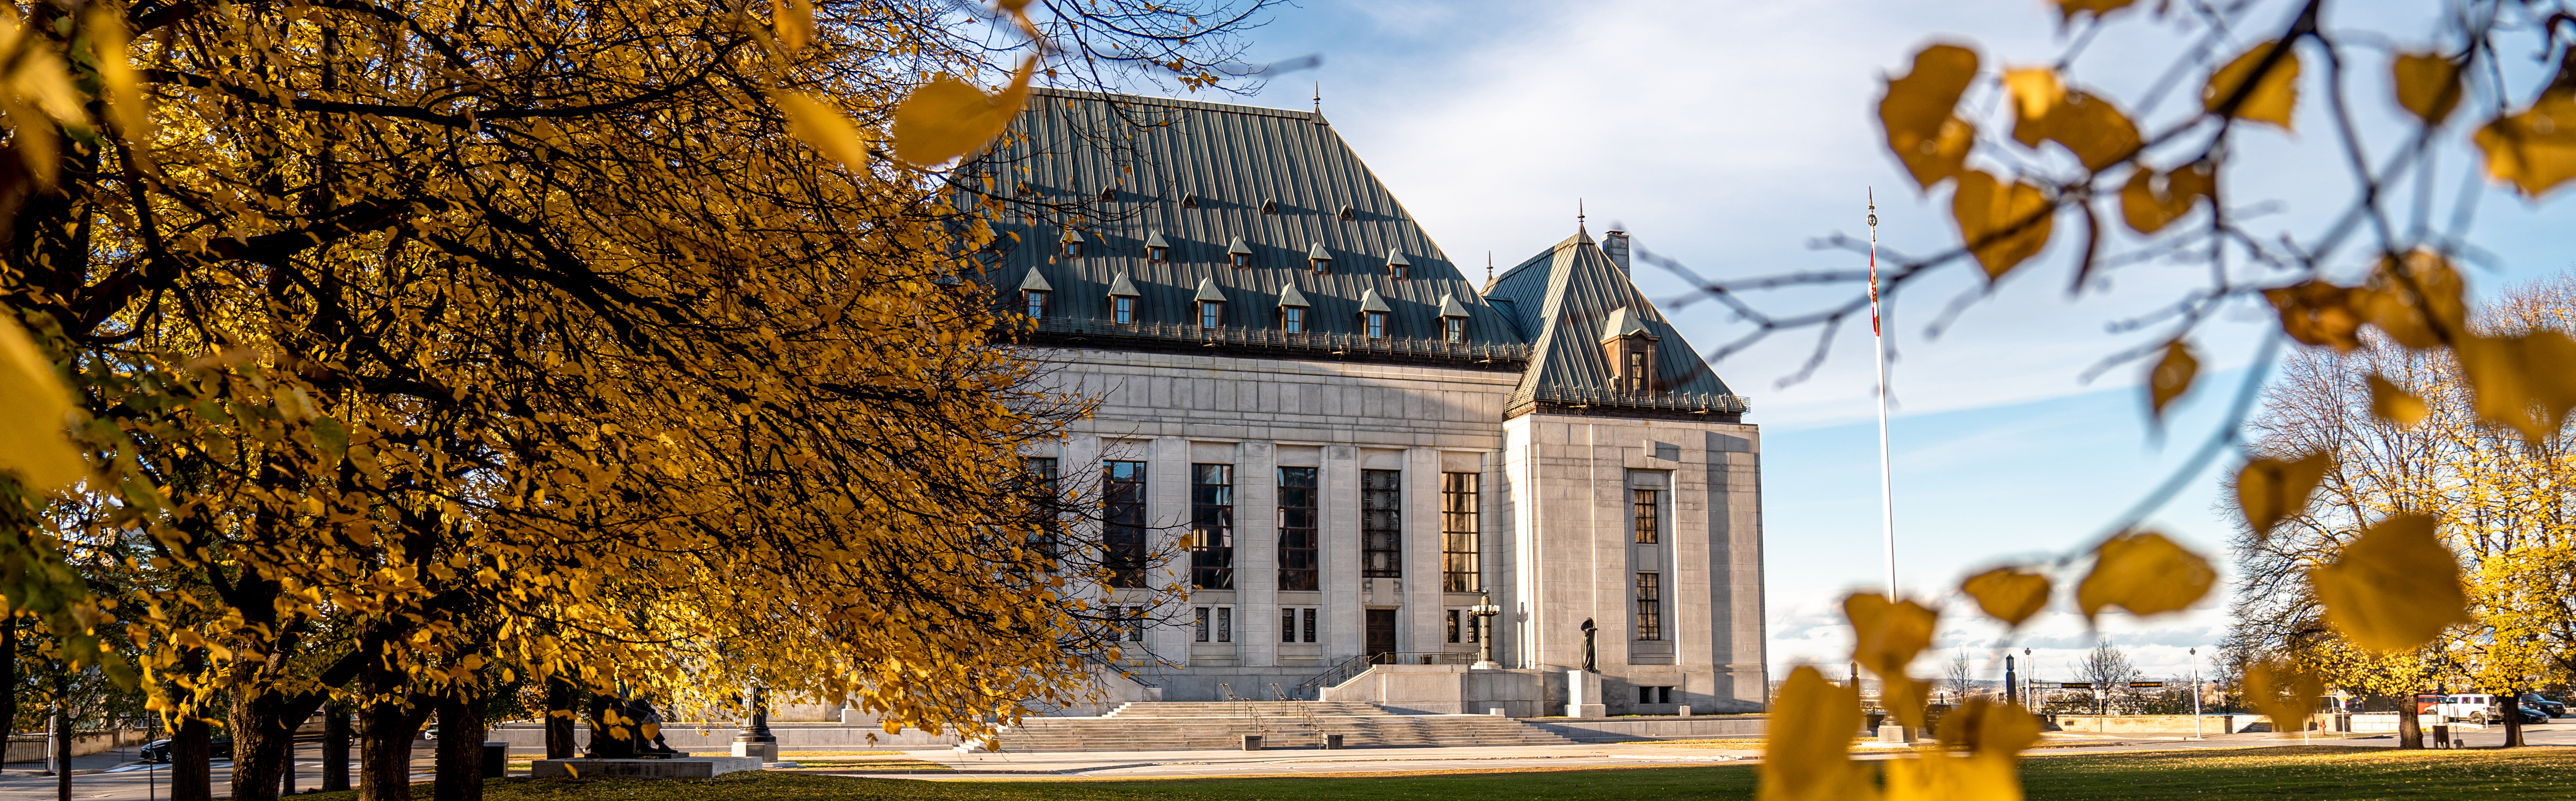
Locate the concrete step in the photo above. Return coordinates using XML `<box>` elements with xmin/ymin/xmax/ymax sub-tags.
<box><xmin>1104</xmin><ymin>701</ymin><xmax>1391</xmax><ymax>718</ymax></box>
<box><xmin>993</xmin><ymin>712</ymin><xmax>1574</xmax><ymax>752</ymax></box>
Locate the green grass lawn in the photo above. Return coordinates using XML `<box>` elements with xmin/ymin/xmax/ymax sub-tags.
<box><xmin>331</xmin><ymin>746</ymin><xmax>2576</xmax><ymax>800</ymax></box>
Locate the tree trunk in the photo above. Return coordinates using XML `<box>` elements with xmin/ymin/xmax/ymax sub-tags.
<box><xmin>2397</xmin><ymin>701</ymin><xmax>2423</xmax><ymax>749</ymax></box>
<box><xmin>358</xmin><ymin>695</ymin><xmax>431</xmax><ymax>801</ymax></box>
<box><xmin>170</xmin><ymin>714</ymin><xmax>213</xmax><ymax>801</ymax></box>
<box><xmin>55</xmin><ymin>686</ymin><xmax>70</xmax><ymax>801</ymax></box>
<box><xmin>543</xmin><ymin>677</ymin><xmax>577</xmax><ymax>760</ymax></box>
<box><xmin>0</xmin><ymin>616</ymin><xmax>15</xmax><ymax>755</ymax></box>
<box><xmin>231</xmin><ymin>681</ymin><xmax>303</xmax><ymax>801</ymax></box>
<box><xmin>323</xmin><ymin>701</ymin><xmax>352</xmax><ymax>791</ymax></box>
<box><xmin>2503</xmin><ymin>690</ymin><xmax>2526</xmax><ymax>747</ymax></box>
<box><xmin>432</xmin><ymin>692</ymin><xmax>488</xmax><ymax>801</ymax></box>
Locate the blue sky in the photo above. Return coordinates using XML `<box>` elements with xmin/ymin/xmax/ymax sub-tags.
<box><xmin>1078</xmin><ymin>0</ymin><xmax>2576</xmax><ymax>681</ymax></box>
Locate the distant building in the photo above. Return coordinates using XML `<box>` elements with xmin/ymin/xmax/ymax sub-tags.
<box><xmin>967</xmin><ymin>89</ymin><xmax>1769</xmax><ymax>714</ymax></box>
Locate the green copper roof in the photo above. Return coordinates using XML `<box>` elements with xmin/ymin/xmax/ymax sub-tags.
<box><xmin>1485</xmin><ymin>225</ymin><xmax>1739</xmax><ymax>409</ymax></box>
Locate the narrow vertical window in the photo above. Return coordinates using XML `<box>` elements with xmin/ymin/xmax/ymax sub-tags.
<box><xmin>1303</xmin><ymin>608</ymin><xmax>1318</xmax><ymax>643</ymax></box>
<box><xmin>1232</xmin><ymin>252</ymin><xmax>1251</xmax><ymax>268</ymax></box>
<box><xmin>1467</xmin><ymin>611</ymin><xmax>1479</xmax><ymax>643</ymax></box>
<box><xmin>1442</xmin><ymin>472</ymin><xmax>1480</xmax><ymax>592</ymax></box>
<box><xmin>1190</xmin><ymin>464</ymin><xmax>1234</xmax><ymax>589</ymax></box>
<box><xmin>1624</xmin><ymin>346</ymin><xmax>1654</xmax><ymax>393</ymax></box>
<box><xmin>1194</xmin><ymin>607</ymin><xmax>1211</xmax><ymax>642</ymax></box>
<box><xmin>1277</xmin><ymin>467</ymin><xmax>1320</xmax><ymax>591</ymax></box>
<box><xmin>1635</xmin><ymin>572</ymin><xmax>1663</xmax><ymax>641</ymax></box>
<box><xmin>1125</xmin><ymin>606</ymin><xmax>1146</xmax><ymax>641</ymax></box>
<box><xmin>1025</xmin><ymin>290</ymin><xmax>1048</xmax><ymax>319</ymax></box>
<box><xmin>1362</xmin><ymin>469</ymin><xmax>1402</xmax><ymax>578</ymax></box>
<box><xmin>1217</xmin><ymin>606</ymin><xmax>1233</xmax><ymax>643</ymax></box>
<box><xmin>1365</xmin><ymin>311</ymin><xmax>1387</xmax><ymax>339</ymax></box>
<box><xmin>1113</xmin><ymin>296</ymin><xmax>1136</xmax><ymax>325</ymax></box>
<box><xmin>1283</xmin><ymin>307</ymin><xmax>1306</xmax><ymax>334</ymax></box>
<box><xmin>1025</xmin><ymin>457</ymin><xmax>1061</xmax><ymax>564</ymax></box>
<box><xmin>1199</xmin><ymin>301</ymin><xmax>1223</xmax><ymax>329</ymax></box>
<box><xmin>1634</xmin><ymin>488</ymin><xmax>1661</xmax><ymax>544</ymax></box>
<box><xmin>1282</xmin><ymin>609</ymin><xmax>1297</xmax><ymax>643</ymax></box>
<box><xmin>1104</xmin><ymin>461</ymin><xmax>1148</xmax><ymax>588</ymax></box>
<box><xmin>1444</xmin><ymin>316</ymin><xmax>1464</xmax><ymax>344</ymax></box>
<box><xmin>1065</xmin><ymin>240</ymin><xmax>1084</xmax><ymax>258</ymax></box>
<box><xmin>1447</xmin><ymin>610</ymin><xmax>1461</xmax><ymax>643</ymax></box>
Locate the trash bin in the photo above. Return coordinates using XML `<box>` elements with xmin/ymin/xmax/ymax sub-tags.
<box><xmin>483</xmin><ymin>741</ymin><xmax>508</xmax><ymax>778</ymax></box>
<box><xmin>2432</xmin><ymin>724</ymin><xmax>2450</xmax><ymax>749</ymax></box>
<box><xmin>1241</xmin><ymin>735</ymin><xmax>1263</xmax><ymax>751</ymax></box>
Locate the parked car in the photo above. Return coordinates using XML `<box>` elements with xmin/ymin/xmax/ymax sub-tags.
<box><xmin>2518</xmin><ymin>704</ymin><xmax>2550</xmax><ymax>725</ymax></box>
<box><xmin>2522</xmin><ymin>693</ymin><xmax>2568</xmax><ymax>717</ymax></box>
<box><xmin>138</xmin><ymin>737</ymin><xmax>234</xmax><ymax>764</ymax></box>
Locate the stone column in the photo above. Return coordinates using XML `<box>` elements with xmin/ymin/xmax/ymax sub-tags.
<box><xmin>1238</xmin><ymin>441</ymin><xmax>1280</xmax><ymax>671</ymax></box>
<box><xmin>1707</xmin><ymin>427</ymin><xmax>1768</xmax><ymax>710</ymax></box>
<box><xmin>1322</xmin><ymin>444</ymin><xmax>1362</xmax><ymax>661</ymax></box>
<box><xmin>1148</xmin><ymin>436</ymin><xmax>1192</xmax><ymax>668</ymax></box>
<box><xmin>1403</xmin><ymin>447</ymin><xmax>1443</xmax><ymax>658</ymax></box>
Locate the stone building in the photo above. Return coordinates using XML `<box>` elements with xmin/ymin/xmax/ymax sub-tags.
<box><xmin>970</xmin><ymin>89</ymin><xmax>1768</xmax><ymax>714</ymax></box>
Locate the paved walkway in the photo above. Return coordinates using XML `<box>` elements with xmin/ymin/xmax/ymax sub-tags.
<box><xmin>0</xmin><ymin>741</ymin><xmax>437</xmax><ymax>801</ymax></box>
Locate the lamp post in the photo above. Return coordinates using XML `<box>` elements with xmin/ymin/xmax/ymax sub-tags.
<box><xmin>2023</xmin><ymin>648</ymin><xmax>2034</xmax><ymax>709</ymax></box>
<box><xmin>1468</xmin><ymin>591</ymin><xmax>1503</xmax><ymax>671</ymax></box>
<box><xmin>2190</xmin><ymin>647</ymin><xmax>2203</xmax><ymax>740</ymax></box>
<box><xmin>732</xmin><ymin>685</ymin><xmax>778</xmax><ymax>764</ymax></box>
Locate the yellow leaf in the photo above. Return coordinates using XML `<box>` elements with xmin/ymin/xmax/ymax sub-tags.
<box><xmin>2053</xmin><ymin>0</ymin><xmax>2135</xmax><ymax>23</ymax></box>
<box><xmin>2391</xmin><ymin>52</ymin><xmax>2462</xmax><ymax>125</ymax></box>
<box><xmin>772</xmin><ymin>0</ymin><xmax>814</xmax><ymax>53</ymax></box>
<box><xmin>2076</xmin><ymin>531</ymin><xmax>2214</xmax><ymax>622</ymax></box>
<box><xmin>2203</xmin><ymin>40</ymin><xmax>2300</xmax><ymax>130</ymax></box>
<box><xmin>1880</xmin><ymin>674</ymin><xmax>1932</xmax><ymax>731</ymax></box>
<box><xmin>0</xmin><ymin>315</ymin><xmax>85</xmax><ymax>491</ymax></box>
<box><xmin>777</xmin><ymin>92</ymin><xmax>870</xmax><ymax>170</ymax></box>
<box><xmin>1880</xmin><ymin>44</ymin><xmax>1980</xmax><ymax>190</ymax></box>
<box><xmin>2262</xmin><ymin>280</ymin><xmax>2363</xmax><ymax>351</ymax></box>
<box><xmin>1935</xmin><ymin>697</ymin><xmax>2042</xmax><ymax>757</ymax></box>
<box><xmin>2366</xmin><ymin>374</ymin><xmax>2428</xmax><ymax>428</ymax></box>
<box><xmin>1758</xmin><ymin>666</ymin><xmax>1879</xmax><ymax>801</ymax></box>
<box><xmin>2004</xmin><ymin>68</ymin><xmax>2064</xmax><ymax>146</ymax></box>
<box><xmin>1884</xmin><ymin>752</ymin><xmax>2023</xmax><ymax>801</ymax></box>
<box><xmin>2309</xmin><ymin>513</ymin><xmax>2469</xmax><ymax>652</ymax></box>
<box><xmin>891</xmin><ymin>56</ymin><xmax>1038</xmax><ymax>167</ymax></box>
<box><xmin>2235</xmin><ymin>451</ymin><xmax>2330</xmax><ymax>540</ymax></box>
<box><xmin>83</xmin><ymin>7</ymin><xmax>148</xmax><ymax>144</ymax></box>
<box><xmin>2147</xmin><ymin>339</ymin><xmax>2197</xmax><ymax>419</ymax></box>
<box><xmin>2354</xmin><ymin>249</ymin><xmax>2468</xmax><ymax>350</ymax></box>
<box><xmin>1844</xmin><ymin>592</ymin><xmax>1937</xmax><ymax>681</ymax></box>
<box><xmin>2455</xmin><ymin>329</ymin><xmax>2576</xmax><ymax>442</ymax></box>
<box><xmin>2043</xmin><ymin>92</ymin><xmax>2142</xmax><ymax>172</ymax></box>
<box><xmin>2473</xmin><ymin>89</ymin><xmax>2576</xmax><ymax>198</ymax></box>
<box><xmin>1959</xmin><ymin>567</ymin><xmax>2050</xmax><ymax>627</ymax></box>
<box><xmin>2245</xmin><ymin>658</ymin><xmax>2324</xmax><ymax>735</ymax></box>
<box><xmin>2117</xmin><ymin>162</ymin><xmax>2211</xmax><ymax>234</ymax></box>
<box><xmin>1950</xmin><ymin>171</ymin><xmax>2053</xmax><ymax>281</ymax></box>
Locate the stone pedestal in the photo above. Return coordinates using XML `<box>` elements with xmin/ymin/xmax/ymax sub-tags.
<box><xmin>1876</xmin><ymin>724</ymin><xmax>1914</xmax><ymax>743</ymax></box>
<box><xmin>1564</xmin><ymin>670</ymin><xmax>1607</xmax><ymax>718</ymax></box>
<box><xmin>730</xmin><ymin>739</ymin><xmax>778</xmax><ymax>762</ymax></box>
<box><xmin>532</xmin><ymin>757</ymin><xmax>759</xmax><ymax>779</ymax></box>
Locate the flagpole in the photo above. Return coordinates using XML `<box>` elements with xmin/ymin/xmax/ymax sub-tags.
<box><xmin>1869</xmin><ymin>189</ymin><xmax>1896</xmax><ymax>599</ymax></box>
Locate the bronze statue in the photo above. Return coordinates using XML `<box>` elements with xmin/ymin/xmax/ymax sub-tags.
<box><xmin>1580</xmin><ymin>618</ymin><xmax>1597</xmax><ymax>672</ymax></box>
<box><xmin>584</xmin><ymin>693</ymin><xmax>683</xmax><ymax>759</ymax></box>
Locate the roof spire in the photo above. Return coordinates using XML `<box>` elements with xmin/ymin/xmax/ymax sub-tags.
<box><xmin>1577</xmin><ymin>198</ymin><xmax>1588</xmax><ymax>236</ymax></box>
<box><xmin>1485</xmin><ymin>251</ymin><xmax>1495</xmax><ymax>288</ymax></box>
<box><xmin>1313</xmin><ymin>82</ymin><xmax>1321</xmax><ymax>115</ymax></box>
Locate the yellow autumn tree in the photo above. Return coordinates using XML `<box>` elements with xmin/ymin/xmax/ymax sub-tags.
<box><xmin>0</xmin><ymin>1</ymin><xmax>1281</xmax><ymax>801</ymax></box>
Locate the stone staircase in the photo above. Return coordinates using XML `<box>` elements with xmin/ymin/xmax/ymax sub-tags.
<box><xmin>990</xmin><ymin>701</ymin><xmax>1574</xmax><ymax>752</ymax></box>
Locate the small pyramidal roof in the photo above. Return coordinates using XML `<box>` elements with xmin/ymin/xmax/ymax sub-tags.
<box><xmin>1018</xmin><ymin>266</ymin><xmax>1053</xmax><ymax>292</ymax></box>
<box><xmin>1600</xmin><ymin>307</ymin><xmax>1656</xmax><ymax>341</ymax></box>
<box><xmin>1356</xmin><ymin>288</ymin><xmax>1391</xmax><ymax>314</ymax></box>
<box><xmin>1143</xmin><ymin>231</ymin><xmax>1171</xmax><ymax>249</ymax></box>
<box><xmin>1437</xmin><ymin>292</ymin><xmax>1470</xmax><ymax>319</ymax></box>
<box><xmin>1227</xmin><ymin>236</ymin><xmax>1253</xmax><ymax>256</ymax></box>
<box><xmin>1277</xmin><ymin>283</ymin><xmax>1311</xmax><ymax>307</ymax></box>
<box><xmin>1192</xmin><ymin>276</ymin><xmax>1227</xmax><ymax>303</ymax></box>
<box><xmin>1061</xmin><ymin>228</ymin><xmax>1085</xmax><ymax>243</ymax></box>
<box><xmin>1307</xmin><ymin>242</ymin><xmax>1332</xmax><ymax>261</ymax></box>
<box><xmin>1106</xmin><ymin>272</ymin><xmax>1142</xmax><ymax>297</ymax></box>
<box><xmin>1387</xmin><ymin>249</ymin><xmax>1411</xmax><ymax>267</ymax></box>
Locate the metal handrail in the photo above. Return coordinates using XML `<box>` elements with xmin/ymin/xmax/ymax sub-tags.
<box><xmin>1294</xmin><ymin>651</ymin><xmax>1488</xmax><ymax>698</ymax></box>
<box><xmin>1294</xmin><ymin>653</ymin><xmax>1377</xmax><ymax>697</ymax></box>
<box><xmin>1016</xmin><ymin>316</ymin><xmax>1531</xmax><ymax>367</ymax></box>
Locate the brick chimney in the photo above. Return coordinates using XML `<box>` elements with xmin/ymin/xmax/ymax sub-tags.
<box><xmin>1602</xmin><ymin>228</ymin><xmax>1631</xmax><ymax>275</ymax></box>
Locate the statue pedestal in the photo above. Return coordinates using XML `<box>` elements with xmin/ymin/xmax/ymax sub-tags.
<box><xmin>1564</xmin><ymin>670</ymin><xmax>1607</xmax><ymax>718</ymax></box>
<box><xmin>532</xmin><ymin>757</ymin><xmax>759</xmax><ymax>779</ymax></box>
<box><xmin>730</xmin><ymin>737</ymin><xmax>778</xmax><ymax>762</ymax></box>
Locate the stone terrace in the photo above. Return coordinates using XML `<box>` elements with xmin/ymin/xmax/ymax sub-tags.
<box><xmin>990</xmin><ymin>702</ymin><xmax>1574</xmax><ymax>752</ymax></box>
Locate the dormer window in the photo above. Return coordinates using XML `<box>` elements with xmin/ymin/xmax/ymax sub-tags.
<box><xmin>1600</xmin><ymin>307</ymin><xmax>1661</xmax><ymax>394</ymax></box>
<box><xmin>1145</xmin><ymin>231</ymin><xmax>1172</xmax><ymax>262</ymax></box>
<box><xmin>1098</xmin><ymin>188</ymin><xmax>1117</xmax><ymax>202</ymax></box>
<box><xmin>1026</xmin><ymin>290</ymin><xmax>1049</xmax><ymax>319</ymax></box>
<box><xmin>1338</xmin><ymin>204</ymin><xmax>1356</xmax><ymax>221</ymax></box>
<box><xmin>1261</xmin><ymin>198</ymin><xmax>1279</xmax><ymax>215</ymax></box>
<box><xmin>1061</xmin><ymin>228</ymin><xmax>1086</xmax><ymax>258</ymax></box>
<box><xmin>1387</xmin><ymin>249</ymin><xmax>1411</xmax><ymax>280</ymax></box>
<box><xmin>1278</xmin><ymin>284</ymin><xmax>1312</xmax><ymax>335</ymax></box>
<box><xmin>1356</xmin><ymin>288</ymin><xmax>1391</xmax><ymax>340</ymax></box>
<box><xmin>1182</xmin><ymin>193</ymin><xmax>1199</xmax><ymax>209</ymax></box>
<box><xmin>1443</xmin><ymin>317</ymin><xmax>1464</xmax><ymax>343</ymax></box>
<box><xmin>1307</xmin><ymin>243</ymin><xmax>1332</xmax><ymax>273</ymax></box>
<box><xmin>1107</xmin><ymin>272</ymin><xmax>1142</xmax><ymax>325</ymax></box>
<box><xmin>1192</xmin><ymin>277</ymin><xmax>1226</xmax><ymax>329</ymax></box>
<box><xmin>1227</xmin><ymin>236</ymin><xmax>1253</xmax><ymax>268</ymax></box>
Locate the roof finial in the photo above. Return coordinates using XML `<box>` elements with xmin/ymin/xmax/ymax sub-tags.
<box><xmin>1578</xmin><ymin>198</ymin><xmax>1586</xmax><ymax>225</ymax></box>
<box><xmin>1313</xmin><ymin>82</ymin><xmax>1321</xmax><ymax>115</ymax></box>
<box><xmin>1486</xmin><ymin>251</ymin><xmax>1494</xmax><ymax>283</ymax></box>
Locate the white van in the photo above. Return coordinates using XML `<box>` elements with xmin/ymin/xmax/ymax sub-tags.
<box><xmin>2434</xmin><ymin>694</ymin><xmax>2512</xmax><ymax>723</ymax></box>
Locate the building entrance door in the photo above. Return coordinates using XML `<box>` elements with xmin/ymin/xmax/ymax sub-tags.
<box><xmin>1366</xmin><ymin>609</ymin><xmax>1397</xmax><ymax>664</ymax></box>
